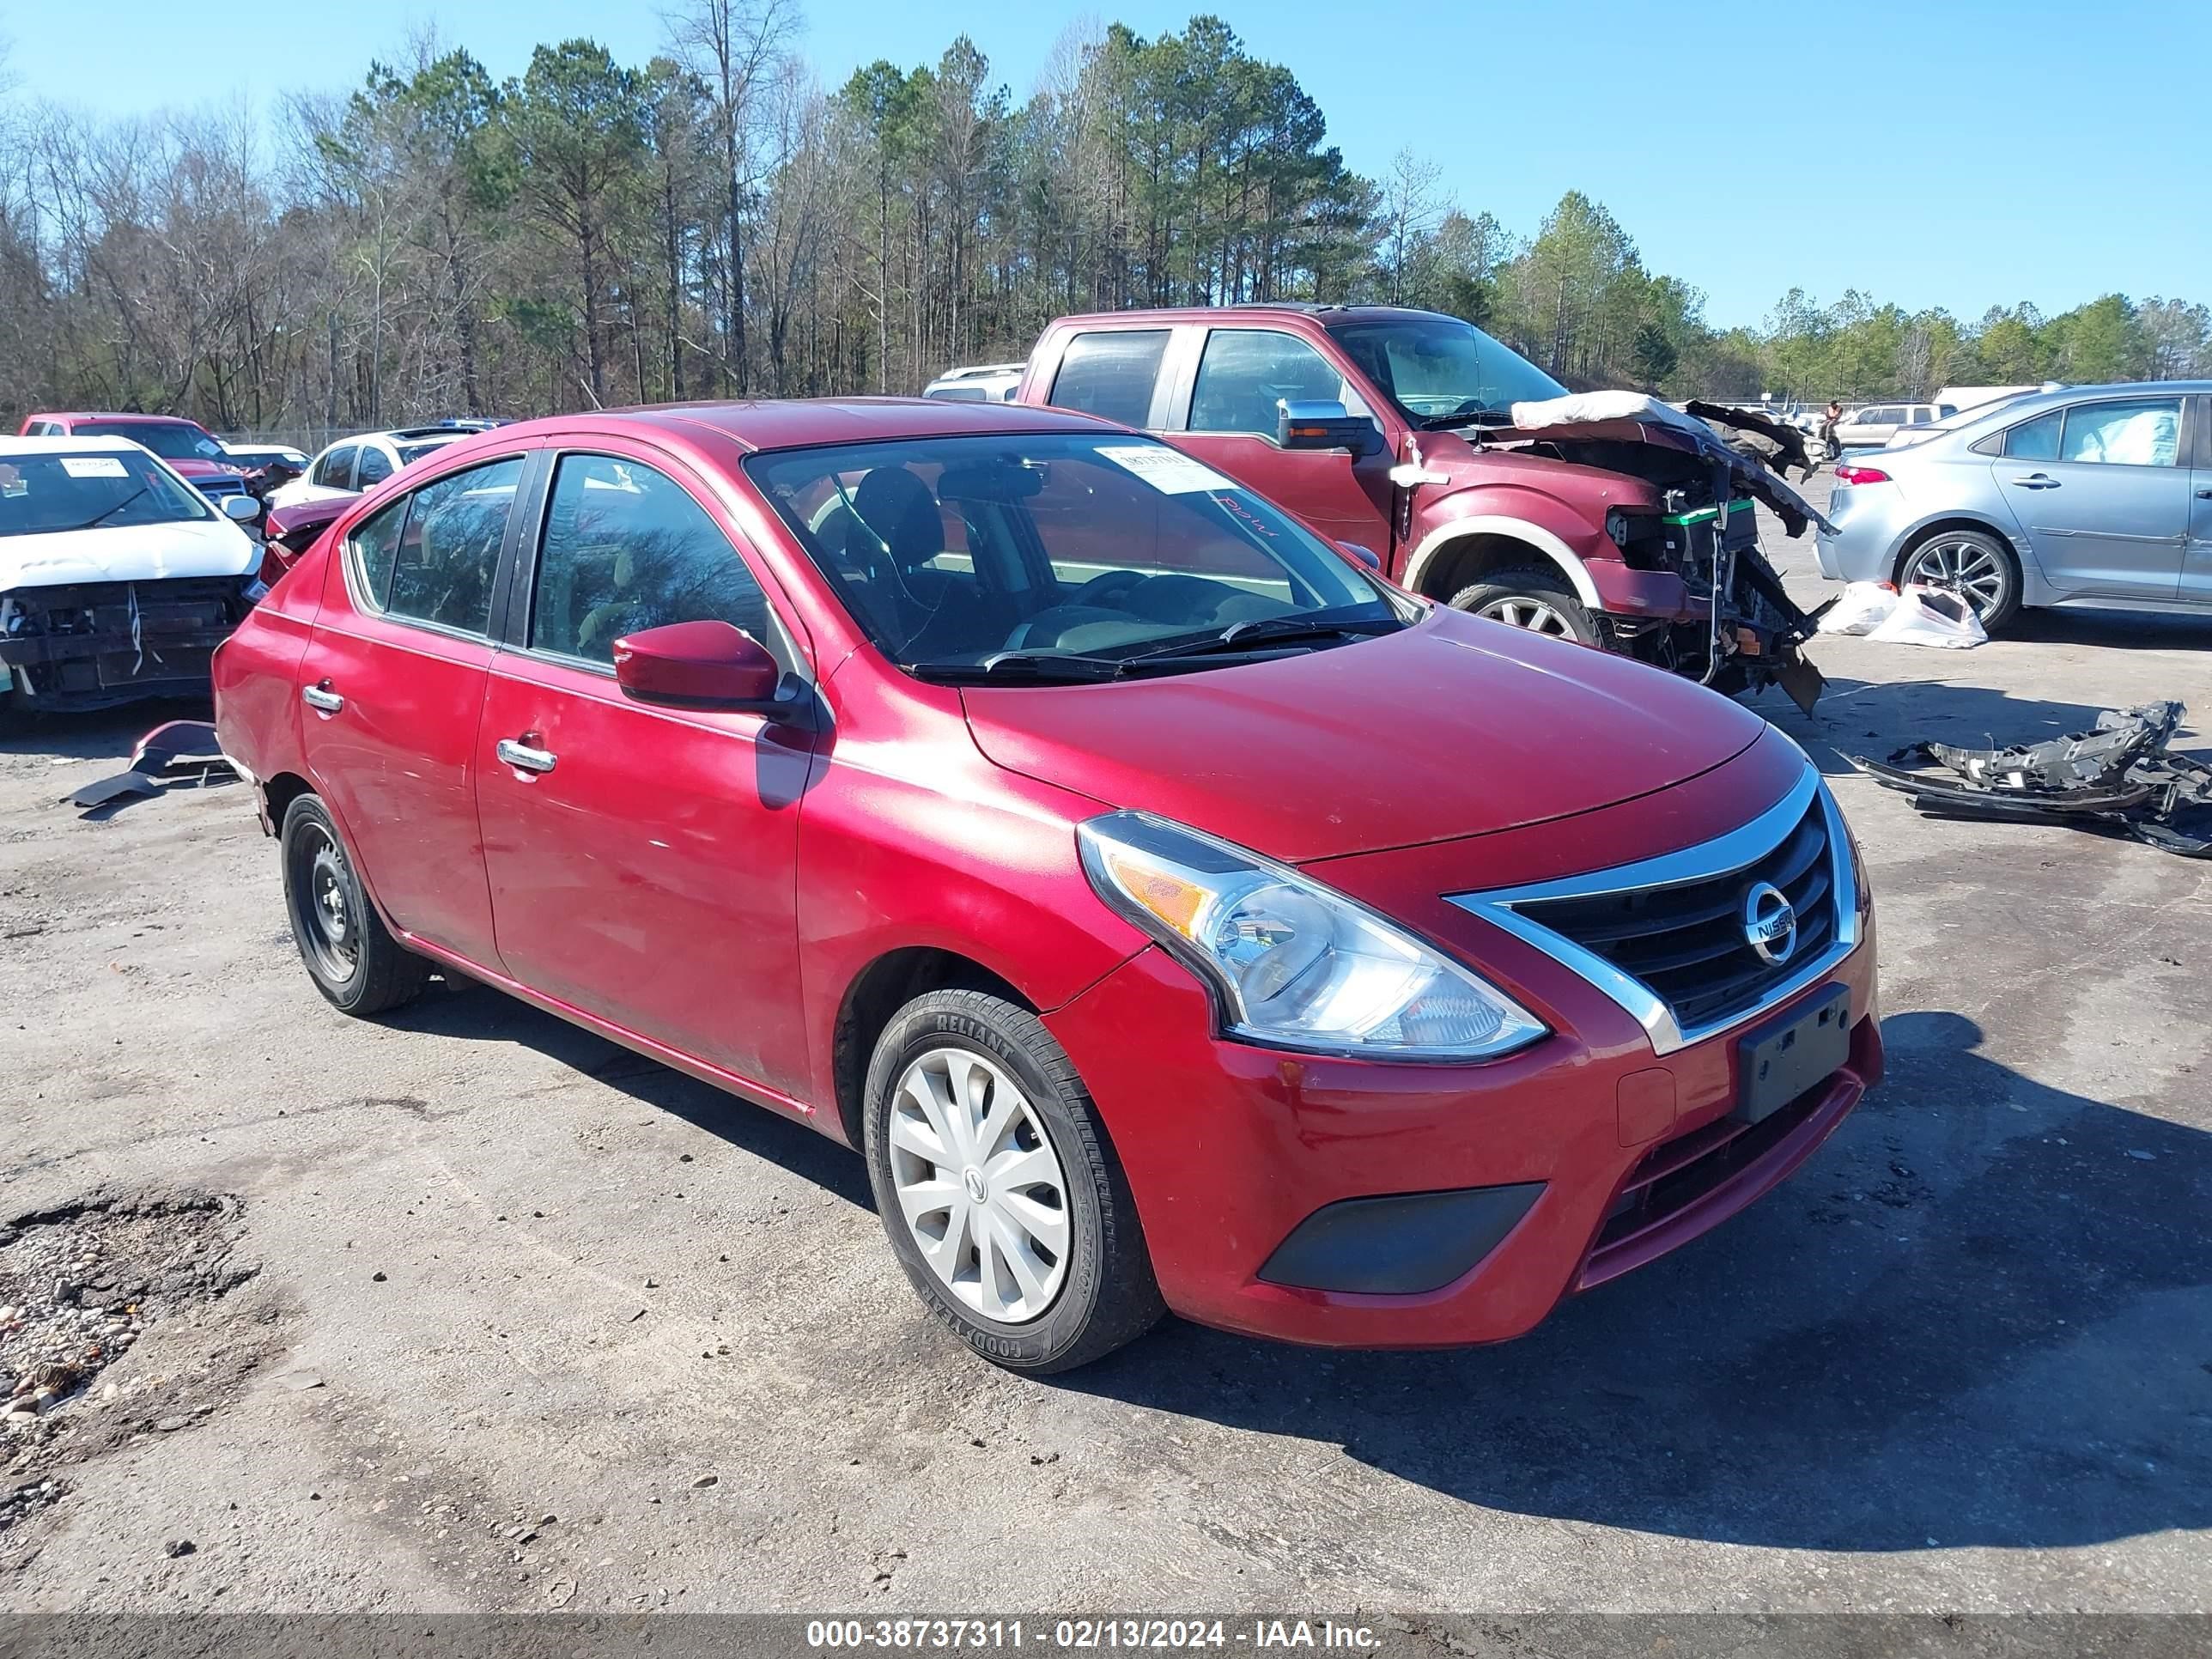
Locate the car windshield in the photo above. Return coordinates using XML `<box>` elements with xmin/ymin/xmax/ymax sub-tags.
<box><xmin>1328</xmin><ymin>316</ymin><xmax>1566</xmax><ymax>423</ymax></box>
<box><xmin>747</xmin><ymin>433</ymin><xmax>1401</xmax><ymax>678</ymax></box>
<box><xmin>396</xmin><ymin>441</ymin><xmax>457</xmax><ymax>467</ymax></box>
<box><xmin>0</xmin><ymin>450</ymin><xmax>214</xmax><ymax>536</ymax></box>
<box><xmin>71</xmin><ymin>420</ymin><xmax>224</xmax><ymax>462</ymax></box>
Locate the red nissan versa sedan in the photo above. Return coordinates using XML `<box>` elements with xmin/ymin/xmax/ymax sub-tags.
<box><xmin>211</xmin><ymin>398</ymin><xmax>1881</xmax><ymax>1373</ymax></box>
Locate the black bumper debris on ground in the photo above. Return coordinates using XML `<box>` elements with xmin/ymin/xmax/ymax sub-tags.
<box><xmin>1852</xmin><ymin>700</ymin><xmax>2212</xmax><ymax>858</ymax></box>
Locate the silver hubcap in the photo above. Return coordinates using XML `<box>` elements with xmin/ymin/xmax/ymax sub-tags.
<box><xmin>1476</xmin><ymin>595</ymin><xmax>1575</xmax><ymax>636</ymax></box>
<box><xmin>1906</xmin><ymin>538</ymin><xmax>2008</xmax><ymax>619</ymax></box>
<box><xmin>887</xmin><ymin>1048</ymin><xmax>1070</xmax><ymax>1325</ymax></box>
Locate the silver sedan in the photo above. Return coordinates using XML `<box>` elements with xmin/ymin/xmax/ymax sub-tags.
<box><xmin>1814</xmin><ymin>381</ymin><xmax>2212</xmax><ymax>633</ymax></box>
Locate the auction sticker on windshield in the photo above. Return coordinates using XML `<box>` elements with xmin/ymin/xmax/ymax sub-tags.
<box><xmin>1097</xmin><ymin>445</ymin><xmax>1238</xmax><ymax>495</ymax></box>
<box><xmin>61</xmin><ymin>456</ymin><xmax>130</xmax><ymax>478</ymax></box>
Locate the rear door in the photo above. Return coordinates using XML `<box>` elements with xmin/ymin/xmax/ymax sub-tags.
<box><xmin>296</xmin><ymin>452</ymin><xmax>529</xmax><ymax>969</ymax></box>
<box><xmin>473</xmin><ymin>442</ymin><xmax>817</xmax><ymax>1099</ymax></box>
<box><xmin>1166</xmin><ymin>326</ymin><xmax>1395</xmax><ymax>550</ymax></box>
<box><xmin>1992</xmin><ymin>394</ymin><xmax>2188</xmax><ymax>597</ymax></box>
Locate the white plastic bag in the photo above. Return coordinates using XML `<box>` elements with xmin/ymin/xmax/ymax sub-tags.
<box><xmin>1865</xmin><ymin>582</ymin><xmax>1987</xmax><ymax>648</ymax></box>
<box><xmin>1818</xmin><ymin>580</ymin><xmax>1899</xmax><ymax>635</ymax></box>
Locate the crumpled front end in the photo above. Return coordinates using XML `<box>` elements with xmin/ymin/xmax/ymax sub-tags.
<box><xmin>1</xmin><ymin>576</ymin><xmax>258</xmax><ymax>712</ymax></box>
<box><xmin>1484</xmin><ymin>395</ymin><xmax>1829</xmax><ymax>709</ymax></box>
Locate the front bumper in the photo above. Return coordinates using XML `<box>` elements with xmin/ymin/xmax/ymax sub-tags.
<box><xmin>1046</xmin><ymin>932</ymin><xmax>1878</xmax><ymax>1350</ymax></box>
<box><xmin>0</xmin><ymin>579</ymin><xmax>251</xmax><ymax>712</ymax></box>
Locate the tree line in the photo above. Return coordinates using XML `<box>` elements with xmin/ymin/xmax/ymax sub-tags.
<box><xmin>0</xmin><ymin>9</ymin><xmax>2202</xmax><ymax>441</ymax></box>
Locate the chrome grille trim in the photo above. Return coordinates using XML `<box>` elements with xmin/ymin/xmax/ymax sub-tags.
<box><xmin>1445</xmin><ymin>766</ymin><xmax>1861</xmax><ymax>1058</ymax></box>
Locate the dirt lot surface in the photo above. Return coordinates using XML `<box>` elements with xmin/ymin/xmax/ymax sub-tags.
<box><xmin>1</xmin><ymin>475</ymin><xmax>2208</xmax><ymax>1619</ymax></box>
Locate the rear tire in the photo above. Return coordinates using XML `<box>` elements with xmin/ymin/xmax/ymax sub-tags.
<box><xmin>1899</xmin><ymin>529</ymin><xmax>2021</xmax><ymax>635</ymax></box>
<box><xmin>280</xmin><ymin>794</ymin><xmax>429</xmax><ymax>1016</ymax></box>
<box><xmin>1449</xmin><ymin>566</ymin><xmax>1599</xmax><ymax>644</ymax></box>
<box><xmin>863</xmin><ymin>988</ymin><xmax>1164</xmax><ymax>1374</ymax></box>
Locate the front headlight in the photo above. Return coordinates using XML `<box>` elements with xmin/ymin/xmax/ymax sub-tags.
<box><xmin>1078</xmin><ymin>811</ymin><xmax>1547</xmax><ymax>1061</ymax></box>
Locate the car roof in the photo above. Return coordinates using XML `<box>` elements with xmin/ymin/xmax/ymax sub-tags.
<box><xmin>1045</xmin><ymin>302</ymin><xmax>1457</xmax><ymax>330</ymax></box>
<box><xmin>0</xmin><ymin>435</ymin><xmax>159</xmax><ymax>457</ymax></box>
<box><xmin>422</xmin><ymin>398</ymin><xmax>1115</xmax><ymax>457</ymax></box>
<box><xmin>34</xmin><ymin>411</ymin><xmax>202</xmax><ymax>426</ymax></box>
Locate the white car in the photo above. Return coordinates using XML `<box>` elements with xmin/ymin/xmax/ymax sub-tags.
<box><xmin>0</xmin><ymin>436</ymin><xmax>264</xmax><ymax>716</ymax></box>
<box><xmin>266</xmin><ymin>426</ymin><xmax>475</xmax><ymax>510</ymax></box>
<box><xmin>1832</xmin><ymin>401</ymin><xmax>1959</xmax><ymax>449</ymax></box>
<box><xmin>222</xmin><ymin>441</ymin><xmax>312</xmax><ymax>473</ymax></box>
<box><xmin>921</xmin><ymin>363</ymin><xmax>1026</xmax><ymax>403</ymax></box>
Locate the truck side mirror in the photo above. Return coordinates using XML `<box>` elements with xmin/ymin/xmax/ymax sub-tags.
<box><xmin>1278</xmin><ymin>399</ymin><xmax>1382</xmax><ymax>457</ymax></box>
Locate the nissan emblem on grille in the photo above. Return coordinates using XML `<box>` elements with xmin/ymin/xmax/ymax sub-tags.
<box><xmin>1741</xmin><ymin>881</ymin><xmax>1797</xmax><ymax>966</ymax></box>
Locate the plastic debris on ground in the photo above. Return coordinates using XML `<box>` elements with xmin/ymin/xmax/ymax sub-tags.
<box><xmin>1863</xmin><ymin>583</ymin><xmax>1986</xmax><ymax>648</ymax></box>
<box><xmin>1817</xmin><ymin>581</ymin><xmax>1899</xmax><ymax>636</ymax></box>
<box><xmin>1850</xmin><ymin>701</ymin><xmax>2212</xmax><ymax>858</ymax></box>
<box><xmin>66</xmin><ymin>720</ymin><xmax>241</xmax><ymax>814</ymax></box>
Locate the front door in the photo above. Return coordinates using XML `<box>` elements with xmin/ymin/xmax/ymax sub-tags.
<box><xmin>296</xmin><ymin>453</ymin><xmax>528</xmax><ymax>969</ymax></box>
<box><xmin>474</xmin><ymin>447</ymin><xmax>817</xmax><ymax>1101</ymax></box>
<box><xmin>1168</xmin><ymin>327</ymin><xmax>1395</xmax><ymax>552</ymax></box>
<box><xmin>1992</xmin><ymin>394</ymin><xmax>2190</xmax><ymax>599</ymax></box>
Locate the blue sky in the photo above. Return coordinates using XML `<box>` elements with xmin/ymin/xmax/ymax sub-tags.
<box><xmin>4</xmin><ymin>0</ymin><xmax>2198</xmax><ymax>330</ymax></box>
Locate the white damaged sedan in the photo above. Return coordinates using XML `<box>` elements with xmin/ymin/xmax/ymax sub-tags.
<box><xmin>0</xmin><ymin>436</ymin><xmax>265</xmax><ymax>720</ymax></box>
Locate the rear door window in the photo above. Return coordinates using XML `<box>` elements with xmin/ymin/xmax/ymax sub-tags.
<box><xmin>1048</xmin><ymin>331</ymin><xmax>1170</xmax><ymax>428</ymax></box>
<box><xmin>315</xmin><ymin>446</ymin><xmax>358</xmax><ymax>489</ymax></box>
<box><xmin>2002</xmin><ymin>410</ymin><xmax>2063</xmax><ymax>459</ymax></box>
<box><xmin>347</xmin><ymin>455</ymin><xmax>523</xmax><ymax>637</ymax></box>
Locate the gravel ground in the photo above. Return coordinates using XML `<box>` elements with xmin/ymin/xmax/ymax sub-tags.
<box><xmin>0</xmin><ymin>472</ymin><xmax>2208</xmax><ymax>1620</ymax></box>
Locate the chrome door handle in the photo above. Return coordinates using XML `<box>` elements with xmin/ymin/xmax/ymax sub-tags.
<box><xmin>495</xmin><ymin>738</ymin><xmax>557</xmax><ymax>775</ymax></box>
<box><xmin>301</xmin><ymin>683</ymin><xmax>343</xmax><ymax>713</ymax></box>
<box><xmin>2009</xmin><ymin>473</ymin><xmax>2061</xmax><ymax>489</ymax></box>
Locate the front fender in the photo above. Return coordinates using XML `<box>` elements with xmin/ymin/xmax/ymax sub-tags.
<box><xmin>1401</xmin><ymin>486</ymin><xmax>1612</xmax><ymax>607</ymax></box>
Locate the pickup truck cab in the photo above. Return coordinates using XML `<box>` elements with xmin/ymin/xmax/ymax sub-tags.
<box><xmin>1016</xmin><ymin>305</ymin><xmax>1817</xmax><ymax>700</ymax></box>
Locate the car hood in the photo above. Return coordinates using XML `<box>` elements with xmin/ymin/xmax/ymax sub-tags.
<box><xmin>0</xmin><ymin>518</ymin><xmax>259</xmax><ymax>591</ymax></box>
<box><xmin>962</xmin><ymin>606</ymin><xmax>1767</xmax><ymax>863</ymax></box>
<box><xmin>166</xmin><ymin>458</ymin><xmax>242</xmax><ymax>480</ymax></box>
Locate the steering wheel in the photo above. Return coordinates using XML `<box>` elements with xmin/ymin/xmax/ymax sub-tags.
<box><xmin>1067</xmin><ymin>569</ymin><xmax>1151</xmax><ymax>611</ymax></box>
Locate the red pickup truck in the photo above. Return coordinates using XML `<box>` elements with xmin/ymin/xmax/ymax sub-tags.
<box><xmin>1015</xmin><ymin>305</ymin><xmax>1822</xmax><ymax>704</ymax></box>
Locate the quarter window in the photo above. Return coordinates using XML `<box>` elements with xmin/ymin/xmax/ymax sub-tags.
<box><xmin>1188</xmin><ymin>330</ymin><xmax>1356</xmax><ymax>437</ymax></box>
<box><xmin>1048</xmin><ymin>330</ymin><xmax>1170</xmax><ymax>428</ymax></box>
<box><xmin>2060</xmin><ymin>398</ymin><xmax>2180</xmax><ymax>466</ymax></box>
<box><xmin>529</xmin><ymin>454</ymin><xmax>771</xmax><ymax>665</ymax></box>
<box><xmin>346</xmin><ymin>455</ymin><xmax>523</xmax><ymax>637</ymax></box>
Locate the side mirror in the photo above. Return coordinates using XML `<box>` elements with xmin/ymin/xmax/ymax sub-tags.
<box><xmin>1279</xmin><ymin>399</ymin><xmax>1383</xmax><ymax>457</ymax></box>
<box><xmin>221</xmin><ymin>494</ymin><xmax>262</xmax><ymax>522</ymax></box>
<box><xmin>1337</xmin><ymin>541</ymin><xmax>1382</xmax><ymax>571</ymax></box>
<box><xmin>612</xmin><ymin>620</ymin><xmax>790</xmax><ymax>715</ymax></box>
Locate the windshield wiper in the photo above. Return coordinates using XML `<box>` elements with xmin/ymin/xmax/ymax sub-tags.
<box><xmin>65</xmin><ymin>487</ymin><xmax>150</xmax><ymax>532</ymax></box>
<box><xmin>1120</xmin><ymin>613</ymin><xmax>1401</xmax><ymax>666</ymax></box>
<box><xmin>909</xmin><ymin>651</ymin><xmax>1125</xmax><ymax>685</ymax></box>
<box><xmin>1416</xmin><ymin>406</ymin><xmax>1513</xmax><ymax>432</ymax></box>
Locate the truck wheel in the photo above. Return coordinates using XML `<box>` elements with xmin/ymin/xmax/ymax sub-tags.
<box><xmin>280</xmin><ymin>794</ymin><xmax>430</xmax><ymax>1016</ymax></box>
<box><xmin>863</xmin><ymin>988</ymin><xmax>1164</xmax><ymax>1374</ymax></box>
<box><xmin>1449</xmin><ymin>568</ymin><xmax>1599</xmax><ymax>644</ymax></box>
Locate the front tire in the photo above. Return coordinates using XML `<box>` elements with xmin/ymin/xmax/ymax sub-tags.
<box><xmin>1449</xmin><ymin>566</ymin><xmax>1599</xmax><ymax>644</ymax></box>
<box><xmin>1899</xmin><ymin>529</ymin><xmax>2021</xmax><ymax>634</ymax></box>
<box><xmin>863</xmin><ymin>989</ymin><xmax>1164</xmax><ymax>1373</ymax></box>
<box><xmin>280</xmin><ymin>794</ymin><xmax>429</xmax><ymax>1016</ymax></box>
